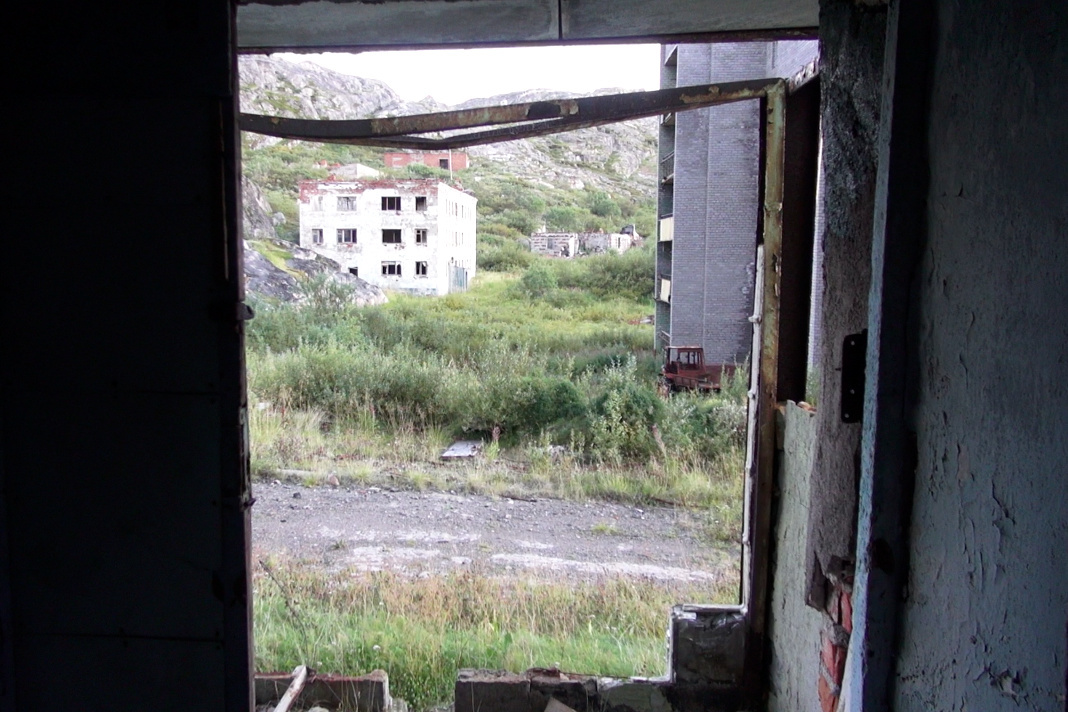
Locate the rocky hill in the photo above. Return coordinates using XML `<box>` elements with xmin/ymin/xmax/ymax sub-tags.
<box><xmin>239</xmin><ymin>55</ymin><xmax>656</xmax><ymax>199</ymax></box>
<box><xmin>238</xmin><ymin>55</ymin><xmax>658</xmax><ymax>300</ymax></box>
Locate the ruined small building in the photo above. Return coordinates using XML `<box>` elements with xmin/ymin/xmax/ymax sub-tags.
<box><xmin>529</xmin><ymin>231</ymin><xmax>635</xmax><ymax>258</ymax></box>
<box><xmin>384</xmin><ymin>151</ymin><xmax>469</xmax><ymax>171</ymax></box>
<box><xmin>580</xmin><ymin>231</ymin><xmax>635</xmax><ymax>254</ymax></box>
<box><xmin>528</xmin><ymin>232</ymin><xmax>577</xmax><ymax>258</ymax></box>
<box><xmin>298</xmin><ymin>178</ymin><xmax>477</xmax><ymax>295</ymax></box>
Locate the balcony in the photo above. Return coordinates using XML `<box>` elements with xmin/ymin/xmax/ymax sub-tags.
<box><xmin>657</xmin><ymin>277</ymin><xmax>672</xmax><ymax>303</ymax></box>
<box><xmin>659</xmin><ymin>215</ymin><xmax>674</xmax><ymax>242</ymax></box>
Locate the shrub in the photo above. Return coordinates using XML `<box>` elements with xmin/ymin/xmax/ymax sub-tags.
<box><xmin>588</xmin><ymin>190</ymin><xmax>622</xmax><ymax>219</ymax></box>
<box><xmin>544</xmin><ymin>206</ymin><xmax>583</xmax><ymax>232</ymax></box>
<box><xmin>519</xmin><ymin>262</ymin><xmax>558</xmax><ymax>298</ymax></box>
<box><xmin>587</xmin><ymin>357</ymin><xmax>664</xmax><ymax>463</ymax></box>
<box><xmin>478</xmin><ymin>240</ymin><xmax>535</xmax><ymax>272</ymax></box>
<box><xmin>579</xmin><ymin>246</ymin><xmax>654</xmax><ymax>301</ymax></box>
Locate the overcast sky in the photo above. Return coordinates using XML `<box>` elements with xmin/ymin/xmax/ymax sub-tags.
<box><xmin>279</xmin><ymin>45</ymin><xmax>661</xmax><ymax>105</ymax></box>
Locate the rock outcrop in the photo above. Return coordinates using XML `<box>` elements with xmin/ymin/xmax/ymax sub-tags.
<box><xmin>243</xmin><ymin>238</ymin><xmax>387</xmax><ymax>306</ymax></box>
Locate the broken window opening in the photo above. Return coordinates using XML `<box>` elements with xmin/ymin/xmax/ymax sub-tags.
<box><xmin>337</xmin><ymin>228</ymin><xmax>357</xmax><ymax>244</ymax></box>
<box><xmin>240</xmin><ymin>50</ymin><xmax>820</xmax><ymax>711</ymax></box>
<box><xmin>349</xmin><ymin>267</ymin><xmax>358</xmax><ymax>277</ymax></box>
<box><xmin>415</xmin><ymin>228</ymin><xmax>428</xmax><ymax>244</ymax></box>
<box><xmin>311</xmin><ymin>228</ymin><xmax>323</xmax><ymax>245</ymax></box>
<box><xmin>338</xmin><ymin>196</ymin><xmax>358</xmax><ymax>211</ymax></box>
<box><xmin>439</xmin><ymin>158</ymin><xmax>450</xmax><ymax>169</ymax></box>
<box><xmin>415</xmin><ymin>196</ymin><xmax>427</xmax><ymax>211</ymax></box>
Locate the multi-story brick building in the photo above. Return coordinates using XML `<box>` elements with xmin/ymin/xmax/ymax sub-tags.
<box><xmin>655</xmin><ymin>41</ymin><xmax>819</xmax><ymax>367</ymax></box>
<box><xmin>298</xmin><ymin>178</ymin><xmax>476</xmax><ymax>295</ymax></box>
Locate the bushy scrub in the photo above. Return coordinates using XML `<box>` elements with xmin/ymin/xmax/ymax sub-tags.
<box><xmin>254</xmin><ymin>563</ymin><xmax>729</xmax><ymax>712</ymax></box>
<box><xmin>477</xmin><ymin>238</ymin><xmax>536</xmax><ymax>272</ymax></box>
<box><xmin>518</xmin><ymin>262</ymin><xmax>558</xmax><ymax>297</ymax></box>
<box><xmin>586</xmin><ymin>356</ymin><xmax>665</xmax><ymax>463</ymax></box>
<box><xmin>247</xmin><ymin>268</ymin><xmax>745</xmax><ymax>471</ymax></box>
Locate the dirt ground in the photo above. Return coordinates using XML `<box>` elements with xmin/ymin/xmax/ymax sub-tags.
<box><xmin>251</xmin><ymin>481</ymin><xmax>739</xmax><ymax>586</ymax></box>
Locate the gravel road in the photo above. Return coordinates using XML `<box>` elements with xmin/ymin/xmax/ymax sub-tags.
<box><xmin>251</xmin><ymin>481</ymin><xmax>739</xmax><ymax>585</ymax></box>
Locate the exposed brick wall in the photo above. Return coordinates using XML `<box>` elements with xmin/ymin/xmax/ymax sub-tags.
<box><xmin>817</xmin><ymin>578</ymin><xmax>853</xmax><ymax>712</ymax></box>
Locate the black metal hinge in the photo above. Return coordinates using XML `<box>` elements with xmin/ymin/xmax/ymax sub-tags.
<box><xmin>841</xmin><ymin>330</ymin><xmax>867</xmax><ymax>423</ymax></box>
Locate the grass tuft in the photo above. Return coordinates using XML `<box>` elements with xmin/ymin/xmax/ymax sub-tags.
<box><xmin>254</xmin><ymin>561</ymin><xmax>737</xmax><ymax>711</ymax></box>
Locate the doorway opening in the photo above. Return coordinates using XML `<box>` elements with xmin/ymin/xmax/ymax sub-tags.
<box><xmin>239</xmin><ymin>41</ymin><xmax>818</xmax><ymax>711</ymax></box>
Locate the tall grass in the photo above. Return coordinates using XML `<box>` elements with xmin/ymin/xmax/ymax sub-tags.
<box><xmin>248</xmin><ymin>267</ymin><xmax>747</xmax><ymax>464</ymax></box>
<box><xmin>255</xmin><ymin>561</ymin><xmax>736</xmax><ymax>712</ymax></box>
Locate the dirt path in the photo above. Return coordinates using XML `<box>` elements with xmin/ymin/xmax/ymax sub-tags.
<box><xmin>251</xmin><ymin>482</ymin><xmax>739</xmax><ymax>585</ymax></box>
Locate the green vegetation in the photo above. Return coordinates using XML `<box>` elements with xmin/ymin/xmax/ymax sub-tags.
<box><xmin>248</xmin><ymin>238</ymin><xmax>297</xmax><ymax>275</ymax></box>
<box><xmin>247</xmin><ymin>259</ymin><xmax>748</xmax><ymax>511</ymax></box>
<box><xmin>255</xmin><ymin>561</ymin><xmax>736</xmax><ymax>712</ymax></box>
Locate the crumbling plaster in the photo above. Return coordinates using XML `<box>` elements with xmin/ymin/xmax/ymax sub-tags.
<box><xmin>890</xmin><ymin>1</ymin><xmax>1068</xmax><ymax>709</ymax></box>
<box><xmin>804</xmin><ymin>0</ymin><xmax>887</xmax><ymax>607</ymax></box>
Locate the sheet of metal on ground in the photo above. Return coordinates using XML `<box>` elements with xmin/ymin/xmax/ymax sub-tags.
<box><xmin>239</xmin><ymin>80</ymin><xmax>780</xmax><ymax>149</ymax></box>
<box><xmin>441</xmin><ymin>440</ymin><xmax>483</xmax><ymax>460</ymax></box>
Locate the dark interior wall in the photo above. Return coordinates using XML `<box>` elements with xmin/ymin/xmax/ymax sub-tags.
<box><xmin>2</xmin><ymin>0</ymin><xmax>250</xmax><ymax>707</ymax></box>
<box><xmin>890</xmin><ymin>1</ymin><xmax>1068</xmax><ymax>708</ymax></box>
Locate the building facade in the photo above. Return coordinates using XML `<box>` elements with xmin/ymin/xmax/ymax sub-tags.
<box><xmin>655</xmin><ymin>42</ymin><xmax>818</xmax><ymax>367</ymax></box>
<box><xmin>298</xmin><ymin>179</ymin><xmax>477</xmax><ymax>295</ymax></box>
<box><xmin>383</xmin><ymin>151</ymin><xmax>469</xmax><ymax>171</ymax></box>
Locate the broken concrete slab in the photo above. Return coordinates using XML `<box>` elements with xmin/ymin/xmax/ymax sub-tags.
<box><xmin>669</xmin><ymin>605</ymin><xmax>746</xmax><ymax>687</ymax></box>
<box><xmin>545</xmin><ymin>697</ymin><xmax>578</xmax><ymax>712</ymax></box>
<box><xmin>455</xmin><ymin>668</ymin><xmax>597</xmax><ymax>712</ymax></box>
<box><xmin>598</xmin><ymin>679</ymin><xmax>674</xmax><ymax>712</ymax></box>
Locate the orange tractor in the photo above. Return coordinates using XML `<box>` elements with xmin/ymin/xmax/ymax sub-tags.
<box><xmin>661</xmin><ymin>346</ymin><xmax>736</xmax><ymax>393</ymax></box>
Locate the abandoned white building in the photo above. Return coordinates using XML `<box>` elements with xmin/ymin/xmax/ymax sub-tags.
<box><xmin>298</xmin><ymin>178</ymin><xmax>477</xmax><ymax>295</ymax></box>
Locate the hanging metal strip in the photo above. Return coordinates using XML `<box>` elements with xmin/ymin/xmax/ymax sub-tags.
<box><xmin>239</xmin><ymin>79</ymin><xmax>778</xmax><ymax>149</ymax></box>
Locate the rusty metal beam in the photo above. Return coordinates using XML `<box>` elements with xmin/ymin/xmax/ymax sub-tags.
<box><xmin>741</xmin><ymin>79</ymin><xmax>786</xmax><ymax>700</ymax></box>
<box><xmin>776</xmin><ymin>76</ymin><xmax>820</xmax><ymax>402</ymax></box>
<box><xmin>239</xmin><ymin>79</ymin><xmax>778</xmax><ymax>149</ymax></box>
